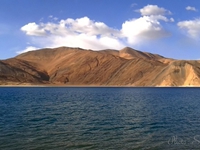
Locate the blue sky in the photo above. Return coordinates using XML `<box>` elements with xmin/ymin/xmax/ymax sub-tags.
<box><xmin>1</xmin><ymin>0</ymin><xmax>200</xmax><ymax>59</ymax></box>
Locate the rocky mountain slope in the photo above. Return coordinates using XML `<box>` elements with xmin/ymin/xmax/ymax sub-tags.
<box><xmin>1</xmin><ymin>46</ymin><xmax>200</xmax><ymax>86</ymax></box>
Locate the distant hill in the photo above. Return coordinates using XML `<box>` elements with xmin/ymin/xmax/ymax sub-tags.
<box><xmin>1</xmin><ymin>46</ymin><xmax>200</xmax><ymax>86</ymax></box>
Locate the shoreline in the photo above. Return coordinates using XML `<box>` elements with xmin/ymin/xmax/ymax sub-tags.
<box><xmin>0</xmin><ymin>84</ymin><xmax>200</xmax><ymax>87</ymax></box>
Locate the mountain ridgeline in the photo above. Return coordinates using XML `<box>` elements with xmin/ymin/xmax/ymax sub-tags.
<box><xmin>1</xmin><ymin>47</ymin><xmax>200</xmax><ymax>86</ymax></box>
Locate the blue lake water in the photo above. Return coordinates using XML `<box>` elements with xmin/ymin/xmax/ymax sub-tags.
<box><xmin>1</xmin><ymin>87</ymin><xmax>200</xmax><ymax>149</ymax></box>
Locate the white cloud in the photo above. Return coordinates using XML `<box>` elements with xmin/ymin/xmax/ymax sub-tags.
<box><xmin>186</xmin><ymin>6</ymin><xmax>197</xmax><ymax>12</ymax></box>
<box><xmin>16</xmin><ymin>46</ymin><xmax>40</xmax><ymax>54</ymax></box>
<box><xmin>177</xmin><ymin>19</ymin><xmax>200</xmax><ymax>39</ymax></box>
<box><xmin>20</xmin><ymin>5</ymin><xmax>173</xmax><ymax>52</ymax></box>
<box><xmin>21</xmin><ymin>17</ymin><xmax>122</xmax><ymax>37</ymax></box>
<box><xmin>21</xmin><ymin>22</ymin><xmax>46</xmax><ymax>36</ymax></box>
<box><xmin>138</xmin><ymin>5</ymin><xmax>171</xmax><ymax>16</ymax></box>
<box><xmin>21</xmin><ymin>16</ymin><xmax>125</xmax><ymax>50</ymax></box>
<box><xmin>36</xmin><ymin>34</ymin><xmax>125</xmax><ymax>50</ymax></box>
<box><xmin>121</xmin><ymin>15</ymin><xmax>170</xmax><ymax>45</ymax></box>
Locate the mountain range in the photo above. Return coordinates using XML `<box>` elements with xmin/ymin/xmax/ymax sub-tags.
<box><xmin>1</xmin><ymin>47</ymin><xmax>200</xmax><ymax>86</ymax></box>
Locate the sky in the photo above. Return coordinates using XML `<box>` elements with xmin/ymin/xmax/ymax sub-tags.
<box><xmin>1</xmin><ymin>0</ymin><xmax>200</xmax><ymax>60</ymax></box>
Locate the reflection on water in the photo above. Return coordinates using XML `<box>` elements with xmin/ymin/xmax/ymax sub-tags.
<box><xmin>0</xmin><ymin>87</ymin><xmax>200</xmax><ymax>149</ymax></box>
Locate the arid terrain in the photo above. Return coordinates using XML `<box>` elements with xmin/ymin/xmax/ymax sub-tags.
<box><xmin>1</xmin><ymin>46</ymin><xmax>200</xmax><ymax>86</ymax></box>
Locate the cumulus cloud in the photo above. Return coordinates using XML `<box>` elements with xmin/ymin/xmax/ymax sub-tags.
<box><xmin>186</xmin><ymin>6</ymin><xmax>197</xmax><ymax>12</ymax></box>
<box><xmin>20</xmin><ymin>17</ymin><xmax>125</xmax><ymax>50</ymax></box>
<box><xmin>20</xmin><ymin>5</ymin><xmax>173</xmax><ymax>52</ymax></box>
<box><xmin>21</xmin><ymin>16</ymin><xmax>125</xmax><ymax>50</ymax></box>
<box><xmin>121</xmin><ymin>15</ymin><xmax>170</xmax><ymax>45</ymax></box>
<box><xmin>138</xmin><ymin>5</ymin><xmax>171</xmax><ymax>16</ymax></box>
<box><xmin>21</xmin><ymin>17</ymin><xmax>121</xmax><ymax>38</ymax></box>
<box><xmin>35</xmin><ymin>34</ymin><xmax>125</xmax><ymax>50</ymax></box>
<box><xmin>122</xmin><ymin>5</ymin><xmax>172</xmax><ymax>45</ymax></box>
<box><xmin>16</xmin><ymin>46</ymin><xmax>40</xmax><ymax>54</ymax></box>
<box><xmin>178</xmin><ymin>19</ymin><xmax>200</xmax><ymax>39</ymax></box>
<box><xmin>21</xmin><ymin>22</ymin><xmax>46</xmax><ymax>36</ymax></box>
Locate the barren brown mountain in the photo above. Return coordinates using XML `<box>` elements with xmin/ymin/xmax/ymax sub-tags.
<box><xmin>1</xmin><ymin>46</ymin><xmax>200</xmax><ymax>86</ymax></box>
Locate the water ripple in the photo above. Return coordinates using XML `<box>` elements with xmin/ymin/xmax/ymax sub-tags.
<box><xmin>1</xmin><ymin>87</ymin><xmax>200</xmax><ymax>149</ymax></box>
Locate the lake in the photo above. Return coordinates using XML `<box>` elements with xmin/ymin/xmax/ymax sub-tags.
<box><xmin>1</xmin><ymin>87</ymin><xmax>200</xmax><ymax>149</ymax></box>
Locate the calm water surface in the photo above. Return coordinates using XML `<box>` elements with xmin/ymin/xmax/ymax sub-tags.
<box><xmin>1</xmin><ymin>87</ymin><xmax>200</xmax><ymax>149</ymax></box>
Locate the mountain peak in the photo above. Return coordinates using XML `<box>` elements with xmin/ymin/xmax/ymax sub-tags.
<box><xmin>119</xmin><ymin>47</ymin><xmax>164</xmax><ymax>60</ymax></box>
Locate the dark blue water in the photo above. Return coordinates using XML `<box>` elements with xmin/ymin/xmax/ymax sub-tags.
<box><xmin>1</xmin><ymin>87</ymin><xmax>200</xmax><ymax>149</ymax></box>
